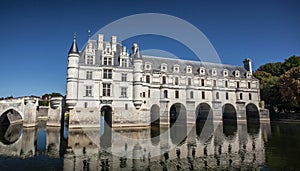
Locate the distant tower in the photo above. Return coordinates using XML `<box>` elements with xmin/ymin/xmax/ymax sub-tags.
<box><xmin>243</xmin><ymin>58</ymin><xmax>252</xmax><ymax>74</ymax></box>
<box><xmin>66</xmin><ymin>33</ymin><xmax>79</xmax><ymax>109</ymax></box>
<box><xmin>132</xmin><ymin>43</ymin><xmax>143</xmax><ymax>109</ymax></box>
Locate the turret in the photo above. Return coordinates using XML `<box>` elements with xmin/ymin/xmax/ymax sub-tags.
<box><xmin>243</xmin><ymin>58</ymin><xmax>252</xmax><ymax>74</ymax></box>
<box><xmin>66</xmin><ymin>33</ymin><xmax>79</xmax><ymax>109</ymax></box>
<box><xmin>131</xmin><ymin>43</ymin><xmax>143</xmax><ymax>109</ymax></box>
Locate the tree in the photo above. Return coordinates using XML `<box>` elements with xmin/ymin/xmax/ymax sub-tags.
<box><xmin>281</xmin><ymin>56</ymin><xmax>300</xmax><ymax>73</ymax></box>
<box><xmin>279</xmin><ymin>66</ymin><xmax>300</xmax><ymax>112</ymax></box>
<box><xmin>253</xmin><ymin>71</ymin><xmax>281</xmax><ymax>110</ymax></box>
<box><xmin>257</xmin><ymin>62</ymin><xmax>283</xmax><ymax>76</ymax></box>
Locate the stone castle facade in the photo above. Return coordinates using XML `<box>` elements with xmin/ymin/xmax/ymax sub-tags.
<box><xmin>66</xmin><ymin>34</ymin><xmax>269</xmax><ymax>128</ymax></box>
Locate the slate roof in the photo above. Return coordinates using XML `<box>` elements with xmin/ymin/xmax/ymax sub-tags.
<box><xmin>142</xmin><ymin>55</ymin><xmax>249</xmax><ymax>78</ymax></box>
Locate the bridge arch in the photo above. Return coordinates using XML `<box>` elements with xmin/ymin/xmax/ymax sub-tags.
<box><xmin>0</xmin><ymin>108</ymin><xmax>23</xmax><ymax>125</ymax></box>
<box><xmin>195</xmin><ymin>103</ymin><xmax>214</xmax><ymax>144</ymax></box>
<box><xmin>169</xmin><ymin>103</ymin><xmax>187</xmax><ymax>145</ymax></box>
<box><xmin>100</xmin><ymin>105</ymin><xmax>112</xmax><ymax>149</ymax></box>
<box><xmin>246</xmin><ymin>103</ymin><xmax>260</xmax><ymax>135</ymax></box>
<box><xmin>222</xmin><ymin>103</ymin><xmax>237</xmax><ymax>140</ymax></box>
<box><xmin>169</xmin><ymin>103</ymin><xmax>186</xmax><ymax>124</ymax></box>
<box><xmin>150</xmin><ymin>104</ymin><xmax>160</xmax><ymax>125</ymax></box>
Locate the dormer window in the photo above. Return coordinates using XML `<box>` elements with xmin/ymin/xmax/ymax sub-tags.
<box><xmin>173</xmin><ymin>65</ymin><xmax>180</xmax><ymax>73</ymax></box>
<box><xmin>86</xmin><ymin>55</ymin><xmax>94</xmax><ymax>65</ymax></box>
<box><xmin>145</xmin><ymin>62</ymin><xmax>152</xmax><ymax>70</ymax></box>
<box><xmin>161</xmin><ymin>63</ymin><xmax>168</xmax><ymax>72</ymax></box>
<box><xmin>199</xmin><ymin>67</ymin><xmax>205</xmax><ymax>75</ymax></box>
<box><xmin>245</xmin><ymin>71</ymin><xmax>251</xmax><ymax>78</ymax></box>
<box><xmin>223</xmin><ymin>69</ymin><xmax>228</xmax><ymax>77</ymax></box>
<box><xmin>186</xmin><ymin>65</ymin><xmax>192</xmax><ymax>74</ymax></box>
<box><xmin>212</xmin><ymin>68</ymin><xmax>217</xmax><ymax>76</ymax></box>
<box><xmin>234</xmin><ymin>70</ymin><xmax>240</xmax><ymax>78</ymax></box>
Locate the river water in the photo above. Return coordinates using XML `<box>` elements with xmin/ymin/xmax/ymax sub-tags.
<box><xmin>0</xmin><ymin>120</ymin><xmax>299</xmax><ymax>170</ymax></box>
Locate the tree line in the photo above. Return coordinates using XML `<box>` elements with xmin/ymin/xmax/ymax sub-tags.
<box><xmin>253</xmin><ymin>55</ymin><xmax>300</xmax><ymax>113</ymax></box>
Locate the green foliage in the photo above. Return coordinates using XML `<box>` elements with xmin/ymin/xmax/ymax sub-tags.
<box><xmin>254</xmin><ymin>55</ymin><xmax>300</xmax><ymax>112</ymax></box>
<box><xmin>39</xmin><ymin>100</ymin><xmax>49</xmax><ymax>106</ymax></box>
<box><xmin>257</xmin><ymin>62</ymin><xmax>282</xmax><ymax>76</ymax></box>
<box><xmin>282</xmin><ymin>56</ymin><xmax>300</xmax><ymax>73</ymax></box>
<box><xmin>42</xmin><ymin>92</ymin><xmax>63</xmax><ymax>99</ymax></box>
<box><xmin>279</xmin><ymin>66</ymin><xmax>300</xmax><ymax>112</ymax></box>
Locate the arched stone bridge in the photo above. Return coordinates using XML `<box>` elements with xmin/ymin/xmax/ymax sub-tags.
<box><xmin>0</xmin><ymin>97</ymin><xmax>39</xmax><ymax>127</ymax></box>
<box><xmin>0</xmin><ymin>97</ymin><xmax>64</xmax><ymax>127</ymax></box>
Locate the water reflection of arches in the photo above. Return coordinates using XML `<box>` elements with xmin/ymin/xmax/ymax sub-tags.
<box><xmin>0</xmin><ymin>123</ymin><xmax>22</xmax><ymax>145</ymax></box>
<box><xmin>195</xmin><ymin>103</ymin><xmax>213</xmax><ymax>143</ymax></box>
<box><xmin>222</xmin><ymin>104</ymin><xmax>237</xmax><ymax>140</ymax></box>
<box><xmin>170</xmin><ymin>103</ymin><xmax>187</xmax><ymax>145</ymax></box>
<box><xmin>0</xmin><ymin>109</ymin><xmax>23</xmax><ymax>125</ymax></box>
<box><xmin>100</xmin><ymin>106</ymin><xmax>112</xmax><ymax>149</ymax></box>
<box><xmin>246</xmin><ymin>103</ymin><xmax>260</xmax><ymax>135</ymax></box>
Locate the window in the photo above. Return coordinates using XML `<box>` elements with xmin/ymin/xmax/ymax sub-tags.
<box><xmin>225</xmin><ymin>81</ymin><xmax>228</xmax><ymax>87</ymax></box>
<box><xmin>121</xmin><ymin>58</ymin><xmax>127</xmax><ymax>67</ymax></box>
<box><xmin>175</xmin><ymin>90</ymin><xmax>179</xmax><ymax>99</ymax></box>
<box><xmin>249</xmin><ymin>93</ymin><xmax>252</xmax><ymax>100</ymax></box>
<box><xmin>143</xmin><ymin>92</ymin><xmax>146</xmax><ymax>97</ymax></box>
<box><xmin>146</xmin><ymin>75</ymin><xmax>150</xmax><ymax>83</ymax></box>
<box><xmin>226</xmin><ymin>92</ymin><xmax>229</xmax><ymax>100</ymax></box>
<box><xmin>248</xmin><ymin>82</ymin><xmax>251</xmax><ymax>89</ymax></box>
<box><xmin>213</xmin><ymin>80</ymin><xmax>217</xmax><ymax>87</ymax></box>
<box><xmin>121</xmin><ymin>87</ymin><xmax>127</xmax><ymax>97</ymax></box>
<box><xmin>84</xmin><ymin>102</ymin><xmax>88</xmax><ymax>108</ymax></box>
<box><xmin>87</xmin><ymin>56</ymin><xmax>94</xmax><ymax>65</ymax></box>
<box><xmin>103</xmin><ymin>69</ymin><xmax>112</xmax><ymax>79</ymax></box>
<box><xmin>103</xmin><ymin>83</ymin><xmax>111</xmax><ymax>96</ymax></box>
<box><xmin>188</xmin><ymin>78</ymin><xmax>192</xmax><ymax>85</ymax></box>
<box><xmin>236</xmin><ymin>81</ymin><xmax>240</xmax><ymax>88</ymax></box>
<box><xmin>175</xmin><ymin>77</ymin><xmax>179</xmax><ymax>85</ymax></box>
<box><xmin>103</xmin><ymin>57</ymin><xmax>112</xmax><ymax>65</ymax></box>
<box><xmin>121</xmin><ymin>73</ymin><xmax>127</xmax><ymax>81</ymax></box>
<box><xmin>86</xmin><ymin>71</ymin><xmax>92</xmax><ymax>80</ymax></box>
<box><xmin>162</xmin><ymin>76</ymin><xmax>166</xmax><ymax>84</ymax></box>
<box><xmin>190</xmin><ymin>91</ymin><xmax>194</xmax><ymax>99</ymax></box>
<box><xmin>201</xmin><ymin>79</ymin><xmax>205</xmax><ymax>86</ymax></box>
<box><xmin>240</xmin><ymin>93</ymin><xmax>243</xmax><ymax>100</ymax></box>
<box><xmin>125</xmin><ymin>104</ymin><xmax>128</xmax><ymax>110</ymax></box>
<box><xmin>148</xmin><ymin>90</ymin><xmax>150</xmax><ymax>98</ymax></box>
<box><xmin>216</xmin><ymin>92</ymin><xmax>219</xmax><ymax>99</ymax></box>
<box><xmin>202</xmin><ymin>91</ymin><xmax>205</xmax><ymax>99</ymax></box>
<box><xmin>164</xmin><ymin>90</ymin><xmax>168</xmax><ymax>98</ymax></box>
<box><xmin>85</xmin><ymin>86</ymin><xmax>92</xmax><ymax>96</ymax></box>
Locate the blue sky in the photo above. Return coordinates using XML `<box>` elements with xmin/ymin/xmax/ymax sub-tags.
<box><xmin>0</xmin><ymin>0</ymin><xmax>299</xmax><ymax>97</ymax></box>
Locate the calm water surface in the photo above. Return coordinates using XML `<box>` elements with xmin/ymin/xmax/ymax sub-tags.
<box><xmin>0</xmin><ymin>120</ymin><xmax>300</xmax><ymax>170</ymax></box>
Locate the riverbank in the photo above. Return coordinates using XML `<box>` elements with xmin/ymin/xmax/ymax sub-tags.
<box><xmin>270</xmin><ymin>112</ymin><xmax>300</xmax><ymax>123</ymax></box>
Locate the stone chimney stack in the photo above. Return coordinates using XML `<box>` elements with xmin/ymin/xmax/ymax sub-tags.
<box><xmin>243</xmin><ymin>58</ymin><xmax>252</xmax><ymax>74</ymax></box>
<box><xmin>97</xmin><ymin>34</ymin><xmax>103</xmax><ymax>51</ymax></box>
<box><xmin>111</xmin><ymin>35</ymin><xmax>117</xmax><ymax>52</ymax></box>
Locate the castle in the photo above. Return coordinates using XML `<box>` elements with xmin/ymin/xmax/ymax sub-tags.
<box><xmin>66</xmin><ymin>34</ymin><xmax>269</xmax><ymax>128</ymax></box>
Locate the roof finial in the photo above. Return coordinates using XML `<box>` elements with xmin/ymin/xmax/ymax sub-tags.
<box><xmin>73</xmin><ymin>32</ymin><xmax>77</xmax><ymax>40</ymax></box>
<box><xmin>88</xmin><ymin>30</ymin><xmax>91</xmax><ymax>39</ymax></box>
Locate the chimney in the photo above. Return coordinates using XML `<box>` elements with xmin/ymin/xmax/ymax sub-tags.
<box><xmin>111</xmin><ymin>35</ymin><xmax>117</xmax><ymax>52</ymax></box>
<box><xmin>97</xmin><ymin>34</ymin><xmax>103</xmax><ymax>51</ymax></box>
<box><xmin>243</xmin><ymin>58</ymin><xmax>252</xmax><ymax>74</ymax></box>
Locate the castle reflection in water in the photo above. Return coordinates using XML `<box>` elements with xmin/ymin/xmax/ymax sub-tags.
<box><xmin>0</xmin><ymin>120</ymin><xmax>270</xmax><ymax>170</ymax></box>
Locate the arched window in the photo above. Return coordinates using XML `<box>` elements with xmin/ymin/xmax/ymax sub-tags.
<box><xmin>162</xmin><ymin>76</ymin><xmax>166</xmax><ymax>84</ymax></box>
<box><xmin>163</xmin><ymin>90</ymin><xmax>168</xmax><ymax>98</ymax></box>
<box><xmin>201</xmin><ymin>79</ymin><xmax>205</xmax><ymax>86</ymax></box>
<box><xmin>225</xmin><ymin>80</ymin><xmax>228</xmax><ymax>87</ymax></box>
<box><xmin>146</xmin><ymin>75</ymin><xmax>150</xmax><ymax>83</ymax></box>
<box><xmin>190</xmin><ymin>91</ymin><xmax>194</xmax><ymax>99</ymax></box>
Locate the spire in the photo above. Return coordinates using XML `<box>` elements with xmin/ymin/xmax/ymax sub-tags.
<box><xmin>131</xmin><ymin>43</ymin><xmax>142</xmax><ymax>59</ymax></box>
<box><xmin>68</xmin><ymin>33</ymin><xmax>79</xmax><ymax>54</ymax></box>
